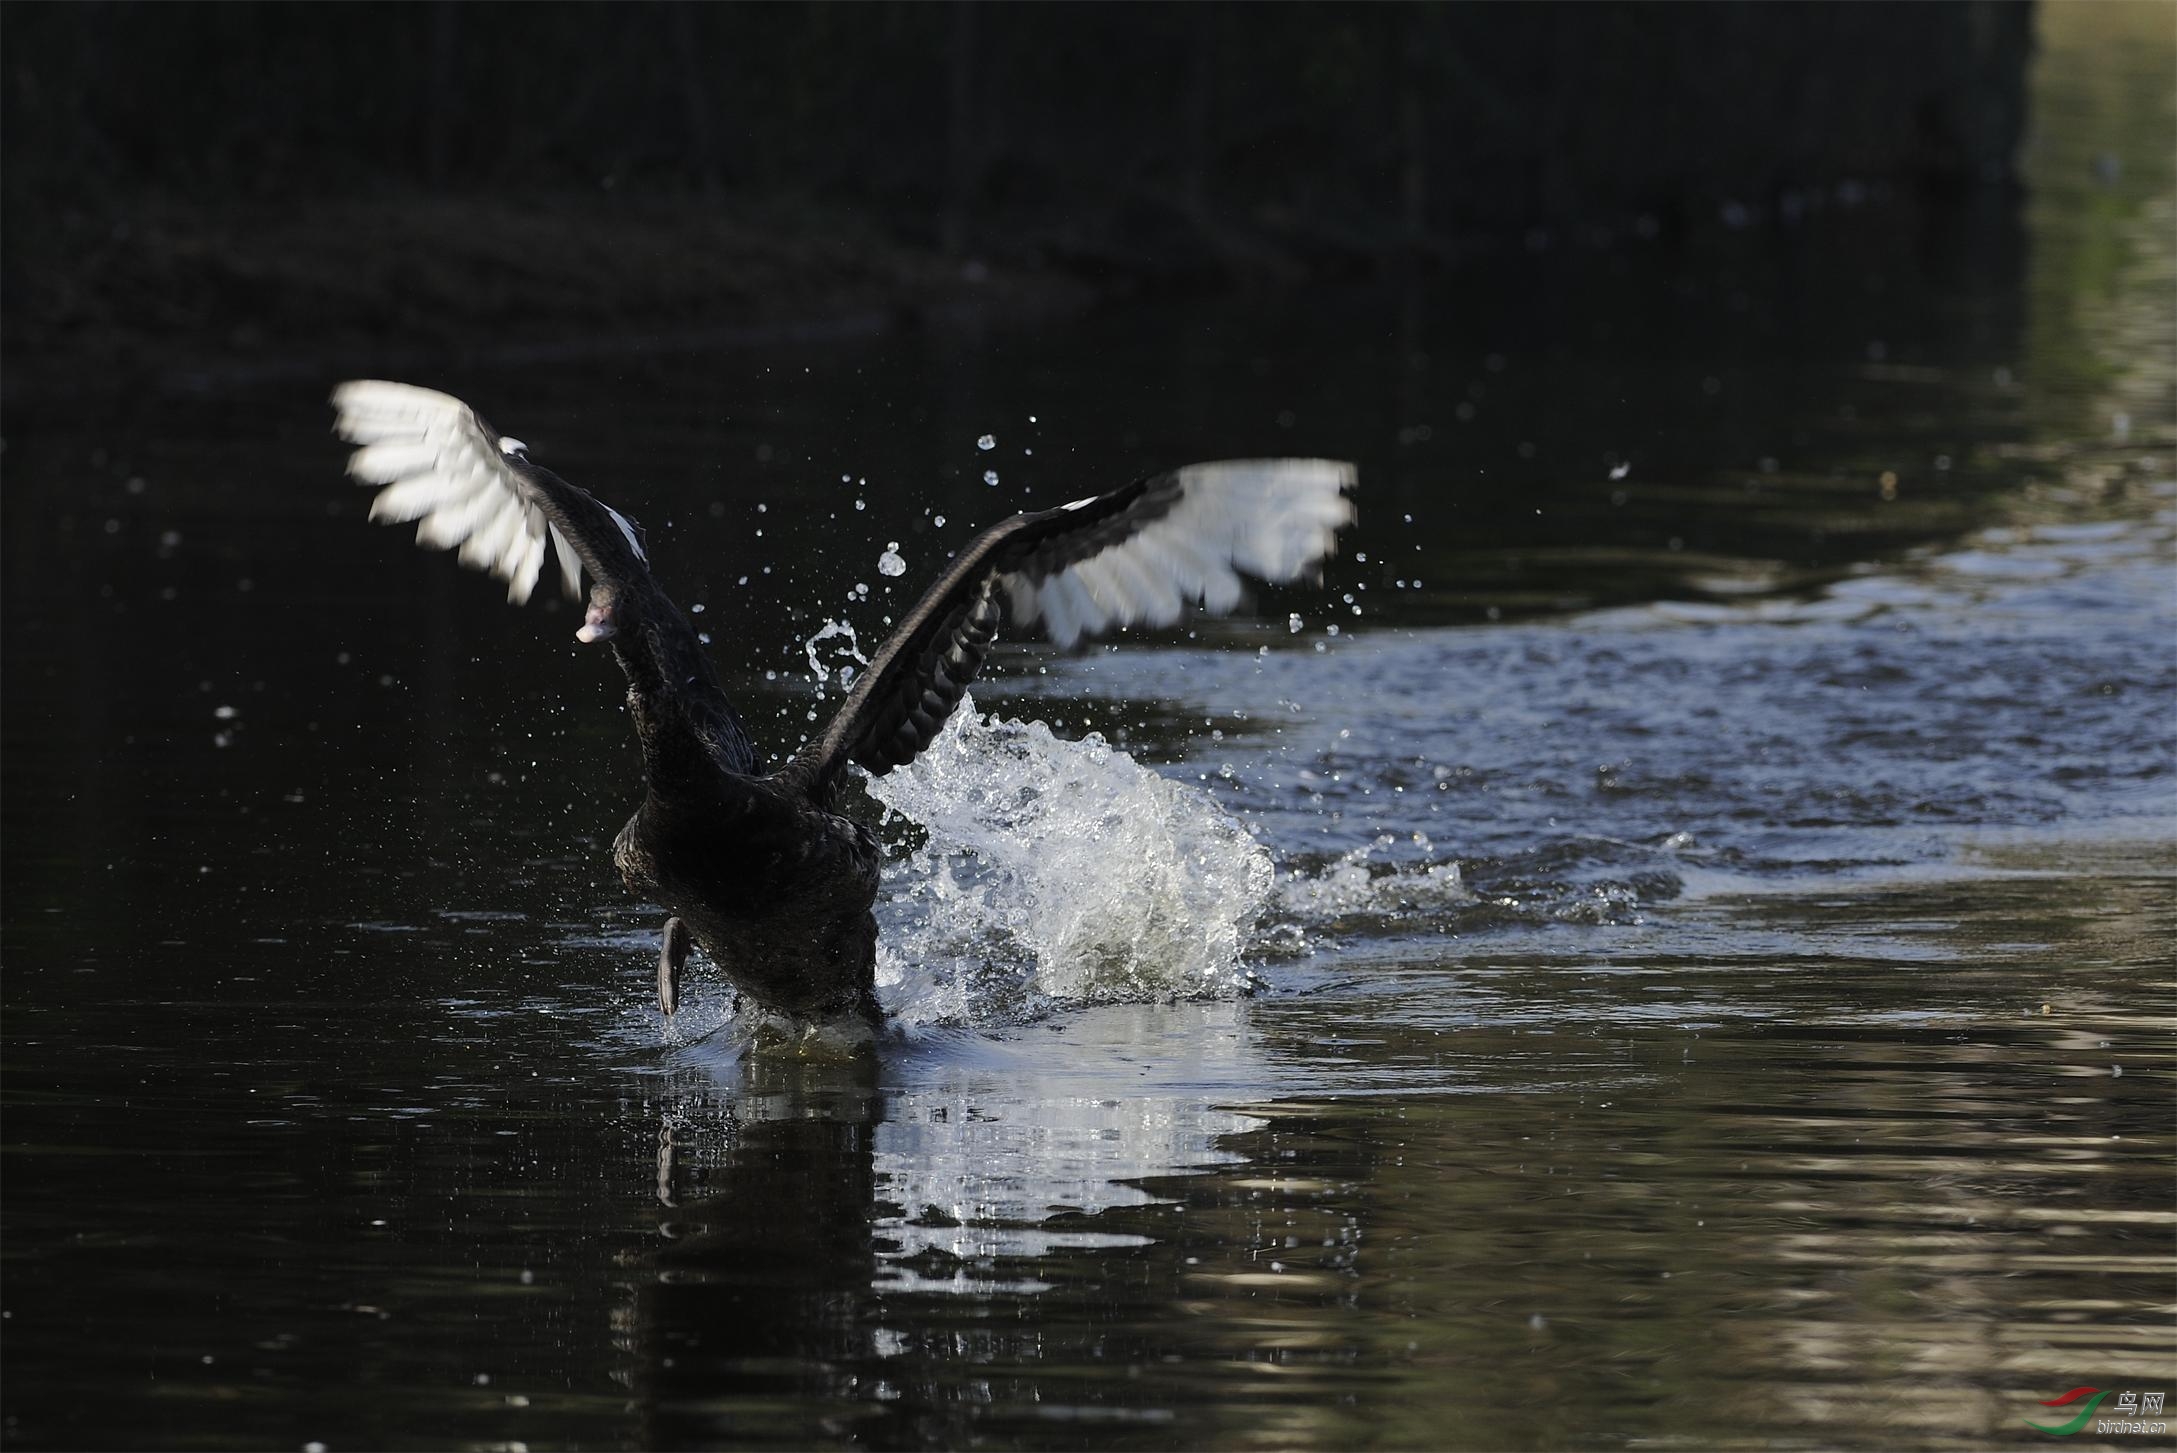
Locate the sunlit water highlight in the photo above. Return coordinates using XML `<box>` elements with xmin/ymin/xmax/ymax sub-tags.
<box><xmin>635</xmin><ymin>481</ymin><xmax>2172</xmax><ymax>1054</ymax></box>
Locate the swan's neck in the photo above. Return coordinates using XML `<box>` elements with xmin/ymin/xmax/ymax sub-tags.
<box><xmin>607</xmin><ymin>589</ymin><xmax>762</xmax><ymax>783</ymax></box>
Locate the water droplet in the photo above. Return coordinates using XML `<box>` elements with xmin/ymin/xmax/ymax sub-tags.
<box><xmin>983</xmin><ymin>470</ymin><xmax>1000</xmax><ymax>487</ymax></box>
<box><xmin>976</xmin><ymin>434</ymin><xmax>996</xmax><ymax>451</ymax></box>
<box><xmin>878</xmin><ymin>546</ymin><xmax>907</xmax><ymax>578</ymax></box>
<box><xmin>803</xmin><ymin>620</ymin><xmax>870</xmax><ymax>695</ymax></box>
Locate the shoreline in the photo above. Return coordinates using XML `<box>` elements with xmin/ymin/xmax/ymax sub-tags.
<box><xmin>2</xmin><ymin>193</ymin><xmax>1110</xmax><ymax>417</ymax></box>
<box><xmin>0</xmin><ymin>173</ymin><xmax>1995</xmax><ymax>418</ymax></box>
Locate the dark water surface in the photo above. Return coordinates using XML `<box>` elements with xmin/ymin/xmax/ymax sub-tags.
<box><xmin>6</xmin><ymin>15</ymin><xmax>2174</xmax><ymax>1451</ymax></box>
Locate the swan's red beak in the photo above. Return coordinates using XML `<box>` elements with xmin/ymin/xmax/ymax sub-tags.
<box><xmin>576</xmin><ymin>601</ymin><xmax>617</xmax><ymax>644</ymax></box>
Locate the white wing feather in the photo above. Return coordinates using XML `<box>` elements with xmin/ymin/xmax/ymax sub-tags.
<box><xmin>1004</xmin><ymin>459</ymin><xmax>1356</xmax><ymax>648</ymax></box>
<box><xmin>331</xmin><ymin>380</ymin><xmax>597</xmax><ymax>605</ymax></box>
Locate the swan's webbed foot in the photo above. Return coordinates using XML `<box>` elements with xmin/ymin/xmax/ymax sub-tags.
<box><xmin>658</xmin><ymin>915</ymin><xmax>690</xmax><ymax>1015</ymax></box>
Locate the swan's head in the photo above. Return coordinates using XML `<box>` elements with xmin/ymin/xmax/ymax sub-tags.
<box><xmin>576</xmin><ymin>594</ymin><xmax>618</xmax><ymax>644</ymax></box>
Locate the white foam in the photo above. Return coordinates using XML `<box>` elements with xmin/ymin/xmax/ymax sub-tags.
<box><xmin>1275</xmin><ymin>834</ymin><xmax>1474</xmax><ymax>920</ymax></box>
<box><xmin>866</xmin><ymin>697</ymin><xmax>1272</xmax><ymax>1025</ymax></box>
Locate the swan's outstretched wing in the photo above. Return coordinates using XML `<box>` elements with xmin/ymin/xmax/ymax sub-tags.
<box><xmin>335</xmin><ymin>381</ymin><xmax>761</xmax><ymax>779</ymax></box>
<box><xmin>331</xmin><ymin>380</ymin><xmax>649</xmax><ymax>619</ymax></box>
<box><xmin>797</xmin><ymin>459</ymin><xmax>1355</xmax><ymax>788</ymax></box>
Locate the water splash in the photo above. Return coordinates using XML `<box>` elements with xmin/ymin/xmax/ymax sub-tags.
<box><xmin>866</xmin><ymin>697</ymin><xmax>1272</xmax><ymax>1025</ymax></box>
<box><xmin>1275</xmin><ymin>833</ymin><xmax>1474</xmax><ymax>921</ymax></box>
<box><xmin>802</xmin><ymin>619</ymin><xmax>868</xmax><ymax>695</ymax></box>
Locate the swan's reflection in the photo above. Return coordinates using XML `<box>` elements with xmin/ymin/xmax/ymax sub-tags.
<box><xmin>630</xmin><ymin>1001</ymin><xmax>1271</xmax><ymax>1446</ymax></box>
<box><xmin>638</xmin><ymin>1049</ymin><xmax>882</xmax><ymax>1447</ymax></box>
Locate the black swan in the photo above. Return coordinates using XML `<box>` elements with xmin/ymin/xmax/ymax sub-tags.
<box><xmin>332</xmin><ymin>381</ymin><xmax>1355</xmax><ymax>1023</ymax></box>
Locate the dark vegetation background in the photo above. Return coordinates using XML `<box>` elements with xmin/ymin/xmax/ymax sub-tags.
<box><xmin>3</xmin><ymin>1</ymin><xmax>2033</xmax><ymax>405</ymax></box>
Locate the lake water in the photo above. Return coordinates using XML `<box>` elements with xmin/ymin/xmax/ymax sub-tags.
<box><xmin>4</xmin><ymin>14</ymin><xmax>2172</xmax><ymax>1450</ymax></box>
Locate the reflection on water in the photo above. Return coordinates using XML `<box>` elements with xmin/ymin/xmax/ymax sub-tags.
<box><xmin>609</xmin><ymin>873</ymin><xmax>2173</xmax><ymax>1451</ymax></box>
<box><xmin>3</xmin><ymin>5</ymin><xmax>2173</xmax><ymax>1449</ymax></box>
